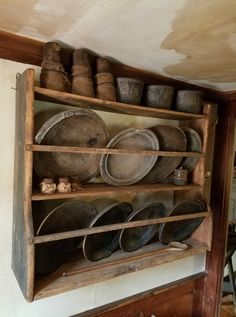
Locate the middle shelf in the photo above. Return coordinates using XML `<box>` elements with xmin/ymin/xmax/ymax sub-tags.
<box><xmin>32</xmin><ymin>183</ymin><xmax>201</xmax><ymax>201</ymax></box>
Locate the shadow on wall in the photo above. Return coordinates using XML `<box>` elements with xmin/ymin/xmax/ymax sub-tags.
<box><xmin>161</xmin><ymin>0</ymin><xmax>236</xmax><ymax>83</ymax></box>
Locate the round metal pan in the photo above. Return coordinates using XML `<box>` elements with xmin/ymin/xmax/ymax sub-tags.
<box><xmin>141</xmin><ymin>125</ymin><xmax>187</xmax><ymax>184</ymax></box>
<box><xmin>34</xmin><ymin>109</ymin><xmax>109</xmax><ymax>182</ymax></box>
<box><xmin>180</xmin><ymin>127</ymin><xmax>202</xmax><ymax>172</ymax></box>
<box><xmin>100</xmin><ymin>128</ymin><xmax>159</xmax><ymax>186</ymax></box>
<box><xmin>83</xmin><ymin>202</ymin><xmax>133</xmax><ymax>261</ymax></box>
<box><xmin>35</xmin><ymin>200</ymin><xmax>97</xmax><ymax>275</ymax></box>
<box><xmin>159</xmin><ymin>199</ymin><xmax>206</xmax><ymax>244</ymax></box>
<box><xmin>119</xmin><ymin>202</ymin><xmax>166</xmax><ymax>252</ymax></box>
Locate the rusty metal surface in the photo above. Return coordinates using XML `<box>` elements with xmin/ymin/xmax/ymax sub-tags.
<box><xmin>83</xmin><ymin>202</ymin><xmax>133</xmax><ymax>261</ymax></box>
<box><xmin>116</xmin><ymin>77</ymin><xmax>144</xmax><ymax>105</ymax></box>
<box><xmin>35</xmin><ymin>200</ymin><xmax>97</xmax><ymax>275</ymax></box>
<box><xmin>145</xmin><ymin>85</ymin><xmax>174</xmax><ymax>109</ymax></box>
<box><xmin>34</xmin><ymin>109</ymin><xmax>109</xmax><ymax>182</ymax></box>
<box><xmin>176</xmin><ymin>90</ymin><xmax>203</xmax><ymax>114</ymax></box>
<box><xmin>159</xmin><ymin>199</ymin><xmax>206</xmax><ymax>244</ymax></box>
<box><xmin>180</xmin><ymin>127</ymin><xmax>202</xmax><ymax>172</ymax></box>
<box><xmin>141</xmin><ymin>125</ymin><xmax>187</xmax><ymax>183</ymax></box>
<box><xmin>100</xmin><ymin>128</ymin><xmax>159</xmax><ymax>186</ymax></box>
<box><xmin>119</xmin><ymin>202</ymin><xmax>166</xmax><ymax>252</ymax></box>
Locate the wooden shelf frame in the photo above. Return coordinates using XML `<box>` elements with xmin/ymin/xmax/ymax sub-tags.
<box><xmin>34</xmin><ymin>238</ymin><xmax>207</xmax><ymax>300</ymax></box>
<box><xmin>12</xmin><ymin>68</ymin><xmax>217</xmax><ymax>302</ymax></box>
<box><xmin>32</xmin><ymin>183</ymin><xmax>201</xmax><ymax>201</ymax></box>
<box><xmin>34</xmin><ymin>86</ymin><xmax>208</xmax><ymax>121</ymax></box>
<box><xmin>27</xmin><ymin>144</ymin><xmax>204</xmax><ymax>157</ymax></box>
<box><xmin>33</xmin><ymin>211</ymin><xmax>211</xmax><ymax>244</ymax></box>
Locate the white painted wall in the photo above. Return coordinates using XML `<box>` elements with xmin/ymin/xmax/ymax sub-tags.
<box><xmin>0</xmin><ymin>58</ymin><xmax>206</xmax><ymax>317</ymax></box>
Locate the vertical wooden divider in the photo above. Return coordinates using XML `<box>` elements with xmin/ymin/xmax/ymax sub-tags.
<box><xmin>12</xmin><ymin>69</ymin><xmax>35</xmax><ymax>302</ymax></box>
<box><xmin>174</xmin><ymin>103</ymin><xmax>218</xmax><ymax>249</ymax></box>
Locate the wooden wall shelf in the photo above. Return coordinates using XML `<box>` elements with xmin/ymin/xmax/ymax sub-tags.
<box><xmin>12</xmin><ymin>68</ymin><xmax>217</xmax><ymax>302</ymax></box>
<box><xmin>34</xmin><ymin>238</ymin><xmax>207</xmax><ymax>300</ymax></box>
<box><xmin>32</xmin><ymin>184</ymin><xmax>201</xmax><ymax>201</ymax></box>
<box><xmin>34</xmin><ymin>86</ymin><xmax>207</xmax><ymax>121</ymax></box>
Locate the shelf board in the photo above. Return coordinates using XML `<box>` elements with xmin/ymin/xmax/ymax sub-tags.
<box><xmin>34</xmin><ymin>86</ymin><xmax>207</xmax><ymax>121</ymax></box>
<box><xmin>28</xmin><ymin>144</ymin><xmax>204</xmax><ymax>157</ymax></box>
<box><xmin>34</xmin><ymin>238</ymin><xmax>207</xmax><ymax>300</ymax></box>
<box><xmin>32</xmin><ymin>183</ymin><xmax>201</xmax><ymax>201</ymax></box>
<box><xmin>33</xmin><ymin>211</ymin><xmax>211</xmax><ymax>244</ymax></box>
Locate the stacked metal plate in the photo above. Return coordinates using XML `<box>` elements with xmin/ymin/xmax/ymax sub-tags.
<box><xmin>159</xmin><ymin>199</ymin><xmax>206</xmax><ymax>244</ymax></box>
<box><xmin>180</xmin><ymin>127</ymin><xmax>202</xmax><ymax>172</ymax></box>
<box><xmin>141</xmin><ymin>125</ymin><xmax>187</xmax><ymax>183</ymax></box>
<box><xmin>35</xmin><ymin>200</ymin><xmax>97</xmax><ymax>275</ymax></box>
<box><xmin>100</xmin><ymin>128</ymin><xmax>159</xmax><ymax>186</ymax></box>
<box><xmin>83</xmin><ymin>202</ymin><xmax>133</xmax><ymax>261</ymax></box>
<box><xmin>119</xmin><ymin>202</ymin><xmax>166</xmax><ymax>252</ymax></box>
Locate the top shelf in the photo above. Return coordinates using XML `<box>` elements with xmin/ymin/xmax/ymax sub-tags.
<box><xmin>34</xmin><ymin>86</ymin><xmax>207</xmax><ymax>121</ymax></box>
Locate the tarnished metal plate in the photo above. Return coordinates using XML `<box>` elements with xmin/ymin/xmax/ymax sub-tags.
<box><xmin>159</xmin><ymin>199</ymin><xmax>206</xmax><ymax>244</ymax></box>
<box><xmin>34</xmin><ymin>109</ymin><xmax>109</xmax><ymax>182</ymax></box>
<box><xmin>83</xmin><ymin>202</ymin><xmax>133</xmax><ymax>261</ymax></box>
<box><xmin>119</xmin><ymin>202</ymin><xmax>166</xmax><ymax>252</ymax></box>
<box><xmin>141</xmin><ymin>125</ymin><xmax>187</xmax><ymax>183</ymax></box>
<box><xmin>100</xmin><ymin>128</ymin><xmax>159</xmax><ymax>186</ymax></box>
<box><xmin>180</xmin><ymin>127</ymin><xmax>202</xmax><ymax>172</ymax></box>
<box><xmin>35</xmin><ymin>200</ymin><xmax>97</xmax><ymax>275</ymax></box>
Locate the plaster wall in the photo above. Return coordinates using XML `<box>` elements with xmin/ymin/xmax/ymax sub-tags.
<box><xmin>0</xmin><ymin>58</ymin><xmax>205</xmax><ymax>317</ymax></box>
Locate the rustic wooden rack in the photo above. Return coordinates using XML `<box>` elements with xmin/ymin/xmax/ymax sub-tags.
<box><xmin>12</xmin><ymin>68</ymin><xmax>217</xmax><ymax>302</ymax></box>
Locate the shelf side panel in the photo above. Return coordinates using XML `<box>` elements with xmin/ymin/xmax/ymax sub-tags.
<box><xmin>12</xmin><ymin>69</ymin><xmax>35</xmax><ymax>302</ymax></box>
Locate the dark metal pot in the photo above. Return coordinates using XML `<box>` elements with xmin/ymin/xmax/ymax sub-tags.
<box><xmin>176</xmin><ymin>90</ymin><xmax>203</xmax><ymax>114</ymax></box>
<box><xmin>145</xmin><ymin>85</ymin><xmax>174</xmax><ymax>109</ymax></box>
<box><xmin>116</xmin><ymin>77</ymin><xmax>144</xmax><ymax>105</ymax></box>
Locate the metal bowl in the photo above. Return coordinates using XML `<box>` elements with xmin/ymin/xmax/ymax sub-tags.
<box><xmin>116</xmin><ymin>77</ymin><xmax>144</xmax><ymax>105</ymax></box>
<box><xmin>83</xmin><ymin>202</ymin><xmax>133</xmax><ymax>261</ymax></box>
<box><xmin>100</xmin><ymin>128</ymin><xmax>159</xmax><ymax>186</ymax></box>
<box><xmin>159</xmin><ymin>199</ymin><xmax>206</xmax><ymax>244</ymax></box>
<box><xmin>119</xmin><ymin>202</ymin><xmax>166</xmax><ymax>252</ymax></box>
<box><xmin>35</xmin><ymin>200</ymin><xmax>97</xmax><ymax>275</ymax></box>
<box><xmin>34</xmin><ymin>109</ymin><xmax>109</xmax><ymax>182</ymax></box>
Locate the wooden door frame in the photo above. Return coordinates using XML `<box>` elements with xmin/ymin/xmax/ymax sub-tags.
<box><xmin>201</xmin><ymin>100</ymin><xmax>236</xmax><ymax>316</ymax></box>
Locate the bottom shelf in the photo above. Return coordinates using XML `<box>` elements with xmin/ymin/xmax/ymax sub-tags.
<box><xmin>34</xmin><ymin>238</ymin><xmax>207</xmax><ymax>300</ymax></box>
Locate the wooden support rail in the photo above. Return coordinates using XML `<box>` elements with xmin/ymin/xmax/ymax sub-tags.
<box><xmin>33</xmin><ymin>211</ymin><xmax>210</xmax><ymax>244</ymax></box>
<box><xmin>32</xmin><ymin>183</ymin><xmax>201</xmax><ymax>201</ymax></box>
<box><xmin>27</xmin><ymin>144</ymin><xmax>204</xmax><ymax>157</ymax></box>
<box><xmin>34</xmin><ymin>86</ymin><xmax>207</xmax><ymax>120</ymax></box>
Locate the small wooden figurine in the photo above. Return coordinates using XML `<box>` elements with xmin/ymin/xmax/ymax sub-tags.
<box><xmin>57</xmin><ymin>177</ymin><xmax>72</xmax><ymax>193</ymax></box>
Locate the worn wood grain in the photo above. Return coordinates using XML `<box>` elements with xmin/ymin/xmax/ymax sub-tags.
<box><xmin>32</xmin><ymin>183</ymin><xmax>201</xmax><ymax>201</ymax></box>
<box><xmin>201</xmin><ymin>101</ymin><xmax>236</xmax><ymax>316</ymax></box>
<box><xmin>33</xmin><ymin>212</ymin><xmax>210</xmax><ymax>244</ymax></box>
<box><xmin>11</xmin><ymin>69</ymin><xmax>35</xmax><ymax>302</ymax></box>
<box><xmin>28</xmin><ymin>144</ymin><xmax>204</xmax><ymax>157</ymax></box>
<box><xmin>72</xmin><ymin>274</ymin><xmax>205</xmax><ymax>317</ymax></box>
<box><xmin>34</xmin><ymin>239</ymin><xmax>207</xmax><ymax>300</ymax></box>
<box><xmin>34</xmin><ymin>86</ymin><xmax>207</xmax><ymax>120</ymax></box>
